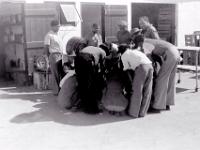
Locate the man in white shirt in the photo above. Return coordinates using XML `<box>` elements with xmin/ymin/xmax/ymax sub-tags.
<box><xmin>85</xmin><ymin>23</ymin><xmax>103</xmax><ymax>47</ymax></box>
<box><xmin>44</xmin><ymin>20</ymin><xmax>63</xmax><ymax>95</ymax></box>
<box><xmin>118</xmin><ymin>43</ymin><xmax>153</xmax><ymax>118</ymax></box>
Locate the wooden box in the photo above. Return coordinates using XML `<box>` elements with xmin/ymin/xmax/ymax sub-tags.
<box><xmin>185</xmin><ymin>35</ymin><xmax>195</xmax><ymax>46</ymax></box>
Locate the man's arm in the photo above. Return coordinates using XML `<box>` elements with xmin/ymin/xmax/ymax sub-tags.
<box><xmin>152</xmin><ymin>31</ymin><xmax>160</xmax><ymax>39</ymax></box>
<box><xmin>44</xmin><ymin>33</ymin><xmax>50</xmax><ymax>56</ymax></box>
<box><xmin>150</xmin><ymin>26</ymin><xmax>160</xmax><ymax>39</ymax></box>
<box><xmin>44</xmin><ymin>45</ymin><xmax>50</xmax><ymax>57</ymax></box>
<box><xmin>121</xmin><ymin>54</ymin><xmax>129</xmax><ymax>71</ymax></box>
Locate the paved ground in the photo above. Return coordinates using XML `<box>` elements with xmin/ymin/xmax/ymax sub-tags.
<box><xmin>0</xmin><ymin>72</ymin><xmax>200</xmax><ymax>150</ymax></box>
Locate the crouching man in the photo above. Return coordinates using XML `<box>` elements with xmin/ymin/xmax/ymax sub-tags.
<box><xmin>118</xmin><ymin>43</ymin><xmax>153</xmax><ymax>118</ymax></box>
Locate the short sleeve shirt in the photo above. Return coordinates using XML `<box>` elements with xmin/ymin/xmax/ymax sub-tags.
<box><xmin>44</xmin><ymin>30</ymin><xmax>63</xmax><ymax>54</ymax></box>
<box><xmin>121</xmin><ymin>49</ymin><xmax>152</xmax><ymax>71</ymax></box>
<box><xmin>85</xmin><ymin>32</ymin><xmax>103</xmax><ymax>47</ymax></box>
<box><xmin>81</xmin><ymin>46</ymin><xmax>106</xmax><ymax>65</ymax></box>
<box><xmin>143</xmin><ymin>25</ymin><xmax>160</xmax><ymax>39</ymax></box>
<box><xmin>117</xmin><ymin>30</ymin><xmax>131</xmax><ymax>44</ymax></box>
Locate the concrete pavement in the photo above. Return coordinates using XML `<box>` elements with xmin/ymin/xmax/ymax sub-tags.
<box><xmin>0</xmin><ymin>72</ymin><xmax>199</xmax><ymax>150</ymax></box>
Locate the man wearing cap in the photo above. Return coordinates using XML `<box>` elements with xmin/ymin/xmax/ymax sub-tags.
<box><xmin>118</xmin><ymin>43</ymin><xmax>153</xmax><ymax>118</ymax></box>
<box><xmin>44</xmin><ymin>20</ymin><xmax>63</xmax><ymax>95</ymax></box>
<box><xmin>117</xmin><ymin>21</ymin><xmax>131</xmax><ymax>44</ymax></box>
<box><xmin>85</xmin><ymin>23</ymin><xmax>103</xmax><ymax>47</ymax></box>
<box><xmin>139</xmin><ymin>16</ymin><xmax>160</xmax><ymax>39</ymax></box>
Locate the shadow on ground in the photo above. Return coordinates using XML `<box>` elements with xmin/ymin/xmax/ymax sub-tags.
<box><xmin>190</xmin><ymin>75</ymin><xmax>200</xmax><ymax>79</ymax></box>
<box><xmin>0</xmin><ymin>81</ymin><xmax>188</xmax><ymax>126</ymax></box>
<box><xmin>176</xmin><ymin>87</ymin><xmax>189</xmax><ymax>93</ymax></box>
<box><xmin>0</xmin><ymin>83</ymin><xmax>132</xmax><ymax>126</ymax></box>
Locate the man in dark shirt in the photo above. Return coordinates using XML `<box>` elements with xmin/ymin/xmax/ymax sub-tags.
<box><xmin>117</xmin><ymin>21</ymin><xmax>131</xmax><ymax>44</ymax></box>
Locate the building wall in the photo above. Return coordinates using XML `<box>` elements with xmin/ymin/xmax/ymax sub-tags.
<box><xmin>0</xmin><ymin>26</ymin><xmax>5</xmax><ymax>78</ymax></box>
<box><xmin>177</xmin><ymin>1</ymin><xmax>200</xmax><ymax>46</ymax></box>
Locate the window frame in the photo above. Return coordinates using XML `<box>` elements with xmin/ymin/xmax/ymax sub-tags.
<box><xmin>58</xmin><ymin>2</ymin><xmax>82</xmax><ymax>27</ymax></box>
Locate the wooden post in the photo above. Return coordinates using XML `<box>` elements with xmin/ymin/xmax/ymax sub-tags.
<box><xmin>195</xmin><ymin>50</ymin><xmax>199</xmax><ymax>92</ymax></box>
<box><xmin>101</xmin><ymin>5</ymin><xmax>105</xmax><ymax>43</ymax></box>
<box><xmin>21</xmin><ymin>3</ymin><xmax>29</xmax><ymax>85</ymax></box>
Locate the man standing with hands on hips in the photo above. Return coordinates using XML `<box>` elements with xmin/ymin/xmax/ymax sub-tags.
<box><xmin>44</xmin><ymin>20</ymin><xmax>63</xmax><ymax>95</ymax></box>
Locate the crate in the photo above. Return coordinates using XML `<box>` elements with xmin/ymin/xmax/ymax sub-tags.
<box><xmin>33</xmin><ymin>71</ymin><xmax>53</xmax><ymax>90</ymax></box>
<box><xmin>182</xmin><ymin>50</ymin><xmax>200</xmax><ymax>65</ymax></box>
<box><xmin>182</xmin><ymin>50</ymin><xmax>196</xmax><ymax>65</ymax></box>
<box><xmin>185</xmin><ymin>34</ymin><xmax>195</xmax><ymax>46</ymax></box>
<box><xmin>12</xmin><ymin>71</ymin><xmax>27</xmax><ymax>86</ymax></box>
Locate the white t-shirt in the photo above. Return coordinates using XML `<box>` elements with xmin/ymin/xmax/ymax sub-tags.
<box><xmin>44</xmin><ymin>30</ymin><xmax>63</xmax><ymax>54</ymax></box>
<box><xmin>85</xmin><ymin>32</ymin><xmax>103</xmax><ymax>47</ymax></box>
<box><xmin>121</xmin><ymin>49</ymin><xmax>152</xmax><ymax>71</ymax></box>
<box><xmin>81</xmin><ymin>46</ymin><xmax>106</xmax><ymax>65</ymax></box>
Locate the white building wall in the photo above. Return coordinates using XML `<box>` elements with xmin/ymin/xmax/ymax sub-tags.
<box><xmin>177</xmin><ymin>1</ymin><xmax>200</xmax><ymax>46</ymax></box>
<box><xmin>3</xmin><ymin>0</ymin><xmax>200</xmax><ymax>46</ymax></box>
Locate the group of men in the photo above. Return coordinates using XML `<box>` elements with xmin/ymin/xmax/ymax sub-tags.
<box><xmin>44</xmin><ymin>16</ymin><xmax>180</xmax><ymax>118</ymax></box>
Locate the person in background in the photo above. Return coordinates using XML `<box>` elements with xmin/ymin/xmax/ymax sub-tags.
<box><xmin>144</xmin><ymin>38</ymin><xmax>180</xmax><ymax>112</ymax></box>
<box><xmin>139</xmin><ymin>16</ymin><xmax>160</xmax><ymax>39</ymax></box>
<box><xmin>118</xmin><ymin>42</ymin><xmax>153</xmax><ymax>118</ymax></box>
<box><xmin>117</xmin><ymin>21</ymin><xmax>131</xmax><ymax>44</ymax></box>
<box><xmin>85</xmin><ymin>23</ymin><xmax>103</xmax><ymax>47</ymax></box>
<box><xmin>44</xmin><ymin>20</ymin><xmax>63</xmax><ymax>95</ymax></box>
<box><xmin>130</xmin><ymin>27</ymin><xmax>142</xmax><ymax>49</ymax></box>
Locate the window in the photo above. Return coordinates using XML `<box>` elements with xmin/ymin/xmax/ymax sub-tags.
<box><xmin>59</xmin><ymin>4</ymin><xmax>82</xmax><ymax>26</ymax></box>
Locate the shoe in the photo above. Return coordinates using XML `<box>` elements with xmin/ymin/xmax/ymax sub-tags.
<box><xmin>148</xmin><ymin>107</ymin><xmax>161</xmax><ymax>113</ymax></box>
<box><xmin>166</xmin><ymin>105</ymin><xmax>170</xmax><ymax>111</ymax></box>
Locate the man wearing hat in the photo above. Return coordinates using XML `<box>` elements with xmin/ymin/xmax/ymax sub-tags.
<box><xmin>85</xmin><ymin>23</ymin><xmax>103</xmax><ymax>47</ymax></box>
<box><xmin>44</xmin><ymin>20</ymin><xmax>63</xmax><ymax>95</ymax></box>
<box><xmin>117</xmin><ymin>21</ymin><xmax>131</xmax><ymax>44</ymax></box>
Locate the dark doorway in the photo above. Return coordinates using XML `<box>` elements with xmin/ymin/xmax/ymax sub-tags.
<box><xmin>104</xmin><ymin>5</ymin><xmax>128</xmax><ymax>43</ymax></box>
<box><xmin>132</xmin><ymin>3</ymin><xmax>176</xmax><ymax>44</ymax></box>
<box><xmin>81</xmin><ymin>3</ymin><xmax>105</xmax><ymax>41</ymax></box>
<box><xmin>81</xmin><ymin>3</ymin><xmax>129</xmax><ymax>43</ymax></box>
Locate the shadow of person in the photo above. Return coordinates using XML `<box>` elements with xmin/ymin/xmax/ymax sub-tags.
<box><xmin>176</xmin><ymin>87</ymin><xmax>189</xmax><ymax>93</ymax></box>
<box><xmin>10</xmin><ymin>93</ymin><xmax>132</xmax><ymax>126</ymax></box>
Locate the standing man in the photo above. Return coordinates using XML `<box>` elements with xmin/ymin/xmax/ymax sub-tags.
<box><xmin>44</xmin><ymin>20</ymin><xmax>63</xmax><ymax>95</ymax></box>
<box><xmin>117</xmin><ymin>21</ymin><xmax>131</xmax><ymax>44</ymax></box>
<box><xmin>144</xmin><ymin>38</ymin><xmax>180</xmax><ymax>112</ymax></box>
<box><xmin>139</xmin><ymin>16</ymin><xmax>160</xmax><ymax>39</ymax></box>
<box><xmin>85</xmin><ymin>23</ymin><xmax>103</xmax><ymax>47</ymax></box>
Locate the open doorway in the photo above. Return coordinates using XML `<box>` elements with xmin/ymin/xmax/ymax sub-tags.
<box><xmin>81</xmin><ymin>3</ymin><xmax>105</xmax><ymax>40</ymax></box>
<box><xmin>81</xmin><ymin>3</ymin><xmax>128</xmax><ymax>43</ymax></box>
<box><xmin>132</xmin><ymin>3</ymin><xmax>176</xmax><ymax>44</ymax></box>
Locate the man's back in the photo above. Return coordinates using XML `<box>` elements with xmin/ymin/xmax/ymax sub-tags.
<box><xmin>143</xmin><ymin>25</ymin><xmax>160</xmax><ymax>39</ymax></box>
<box><xmin>121</xmin><ymin>49</ymin><xmax>152</xmax><ymax>71</ymax></box>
